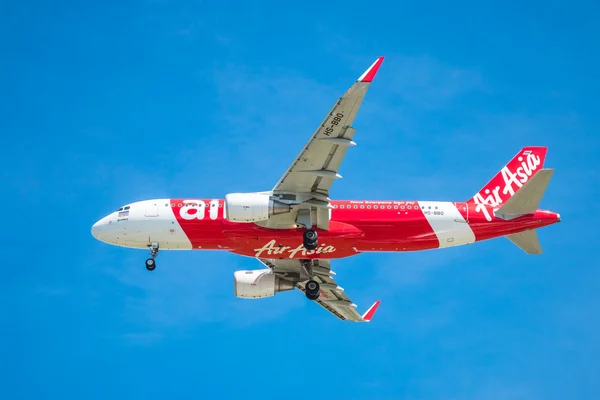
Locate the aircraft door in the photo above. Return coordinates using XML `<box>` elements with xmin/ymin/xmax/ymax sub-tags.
<box><xmin>145</xmin><ymin>201</ymin><xmax>159</xmax><ymax>217</ymax></box>
<box><xmin>454</xmin><ymin>202</ymin><xmax>469</xmax><ymax>223</ymax></box>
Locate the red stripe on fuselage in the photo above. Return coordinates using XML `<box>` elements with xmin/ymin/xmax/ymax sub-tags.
<box><xmin>170</xmin><ymin>199</ymin><xmax>558</xmax><ymax>259</ymax></box>
<box><xmin>171</xmin><ymin>199</ymin><xmax>439</xmax><ymax>259</ymax></box>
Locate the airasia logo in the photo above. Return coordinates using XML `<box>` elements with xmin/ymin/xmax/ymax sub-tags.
<box><xmin>254</xmin><ymin>239</ymin><xmax>336</xmax><ymax>258</ymax></box>
<box><xmin>178</xmin><ymin>200</ymin><xmax>206</xmax><ymax>220</ymax></box>
<box><xmin>473</xmin><ymin>152</ymin><xmax>542</xmax><ymax>221</ymax></box>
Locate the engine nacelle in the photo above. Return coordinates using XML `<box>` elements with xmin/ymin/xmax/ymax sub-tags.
<box><xmin>234</xmin><ymin>269</ymin><xmax>295</xmax><ymax>299</ymax></box>
<box><xmin>225</xmin><ymin>192</ymin><xmax>291</xmax><ymax>223</ymax></box>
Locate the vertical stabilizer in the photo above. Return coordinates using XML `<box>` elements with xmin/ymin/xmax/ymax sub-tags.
<box><xmin>468</xmin><ymin>147</ymin><xmax>547</xmax><ymax>208</ymax></box>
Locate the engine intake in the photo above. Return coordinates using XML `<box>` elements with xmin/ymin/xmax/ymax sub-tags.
<box><xmin>234</xmin><ymin>269</ymin><xmax>295</xmax><ymax>299</ymax></box>
<box><xmin>225</xmin><ymin>192</ymin><xmax>291</xmax><ymax>222</ymax></box>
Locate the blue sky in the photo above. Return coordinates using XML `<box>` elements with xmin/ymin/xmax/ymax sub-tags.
<box><xmin>1</xmin><ymin>0</ymin><xmax>598</xmax><ymax>398</ymax></box>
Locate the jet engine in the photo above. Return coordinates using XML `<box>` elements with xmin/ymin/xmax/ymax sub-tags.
<box><xmin>234</xmin><ymin>269</ymin><xmax>295</xmax><ymax>299</ymax></box>
<box><xmin>225</xmin><ymin>192</ymin><xmax>291</xmax><ymax>222</ymax></box>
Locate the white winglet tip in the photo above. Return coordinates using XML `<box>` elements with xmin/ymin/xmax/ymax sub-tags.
<box><xmin>361</xmin><ymin>300</ymin><xmax>381</xmax><ymax>322</ymax></box>
<box><xmin>357</xmin><ymin>57</ymin><xmax>385</xmax><ymax>82</ymax></box>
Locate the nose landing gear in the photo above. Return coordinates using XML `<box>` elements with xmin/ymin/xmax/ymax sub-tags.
<box><xmin>303</xmin><ymin>229</ymin><xmax>318</xmax><ymax>250</ymax></box>
<box><xmin>145</xmin><ymin>258</ymin><xmax>156</xmax><ymax>271</ymax></box>
<box><xmin>145</xmin><ymin>242</ymin><xmax>159</xmax><ymax>271</ymax></box>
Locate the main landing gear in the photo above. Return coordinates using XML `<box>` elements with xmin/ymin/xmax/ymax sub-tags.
<box><xmin>303</xmin><ymin>229</ymin><xmax>318</xmax><ymax>250</ymax></box>
<box><xmin>145</xmin><ymin>242</ymin><xmax>159</xmax><ymax>271</ymax></box>
<box><xmin>305</xmin><ymin>280</ymin><xmax>320</xmax><ymax>301</ymax></box>
<box><xmin>300</xmin><ymin>260</ymin><xmax>320</xmax><ymax>301</ymax></box>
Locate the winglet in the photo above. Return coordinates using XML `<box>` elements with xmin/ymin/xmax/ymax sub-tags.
<box><xmin>358</xmin><ymin>57</ymin><xmax>385</xmax><ymax>82</ymax></box>
<box><xmin>361</xmin><ymin>300</ymin><xmax>381</xmax><ymax>322</ymax></box>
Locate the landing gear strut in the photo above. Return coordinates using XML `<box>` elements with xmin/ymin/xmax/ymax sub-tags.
<box><xmin>145</xmin><ymin>242</ymin><xmax>159</xmax><ymax>271</ymax></box>
<box><xmin>305</xmin><ymin>279</ymin><xmax>320</xmax><ymax>301</ymax></box>
<box><xmin>303</xmin><ymin>229</ymin><xmax>318</xmax><ymax>250</ymax></box>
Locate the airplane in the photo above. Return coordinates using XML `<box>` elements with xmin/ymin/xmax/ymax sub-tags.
<box><xmin>91</xmin><ymin>57</ymin><xmax>561</xmax><ymax>322</ymax></box>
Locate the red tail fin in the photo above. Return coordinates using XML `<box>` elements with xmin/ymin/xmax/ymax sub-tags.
<box><xmin>467</xmin><ymin>147</ymin><xmax>548</xmax><ymax>208</ymax></box>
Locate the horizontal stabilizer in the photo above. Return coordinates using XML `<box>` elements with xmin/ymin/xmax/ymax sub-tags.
<box><xmin>496</xmin><ymin>168</ymin><xmax>554</xmax><ymax>217</ymax></box>
<box><xmin>506</xmin><ymin>230</ymin><xmax>542</xmax><ymax>254</ymax></box>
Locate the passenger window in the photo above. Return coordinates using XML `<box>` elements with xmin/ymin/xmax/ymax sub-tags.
<box><xmin>387</xmin><ymin>205</ymin><xmax>391</xmax><ymax>209</ymax></box>
<box><xmin>367</xmin><ymin>205</ymin><xmax>371</xmax><ymax>209</ymax></box>
<box><xmin>374</xmin><ymin>206</ymin><xmax>378</xmax><ymax>209</ymax></box>
<box><xmin>178</xmin><ymin>203</ymin><xmax>182</xmax><ymax>207</ymax></box>
<box><xmin>171</xmin><ymin>203</ymin><xmax>175</xmax><ymax>207</ymax></box>
<box><xmin>401</xmin><ymin>206</ymin><xmax>405</xmax><ymax>209</ymax></box>
<box><xmin>408</xmin><ymin>206</ymin><xmax>412</xmax><ymax>209</ymax></box>
<box><xmin>360</xmin><ymin>205</ymin><xmax>364</xmax><ymax>209</ymax></box>
<box><xmin>340</xmin><ymin>205</ymin><xmax>344</xmax><ymax>209</ymax></box>
<box><xmin>354</xmin><ymin>205</ymin><xmax>358</xmax><ymax>209</ymax></box>
<box><xmin>394</xmin><ymin>206</ymin><xmax>398</xmax><ymax>209</ymax></box>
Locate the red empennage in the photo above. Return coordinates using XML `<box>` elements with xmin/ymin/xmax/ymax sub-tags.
<box><xmin>468</xmin><ymin>146</ymin><xmax>548</xmax><ymax>208</ymax></box>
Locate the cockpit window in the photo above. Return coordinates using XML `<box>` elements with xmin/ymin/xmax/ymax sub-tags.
<box><xmin>124</xmin><ymin>206</ymin><xmax>130</xmax><ymax>210</ymax></box>
<box><xmin>116</xmin><ymin>207</ymin><xmax>123</xmax><ymax>212</ymax></box>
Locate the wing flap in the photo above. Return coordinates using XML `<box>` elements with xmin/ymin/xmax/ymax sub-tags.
<box><xmin>260</xmin><ymin>258</ymin><xmax>379</xmax><ymax>322</ymax></box>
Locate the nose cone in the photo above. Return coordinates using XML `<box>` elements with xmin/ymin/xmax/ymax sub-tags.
<box><xmin>91</xmin><ymin>215</ymin><xmax>112</xmax><ymax>241</ymax></box>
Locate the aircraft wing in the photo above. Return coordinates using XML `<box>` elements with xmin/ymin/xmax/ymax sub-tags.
<box><xmin>272</xmin><ymin>57</ymin><xmax>384</xmax><ymax>198</ymax></box>
<box><xmin>259</xmin><ymin>258</ymin><xmax>380</xmax><ymax>322</ymax></box>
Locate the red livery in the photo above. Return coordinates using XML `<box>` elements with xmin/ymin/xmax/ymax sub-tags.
<box><xmin>92</xmin><ymin>57</ymin><xmax>560</xmax><ymax>322</ymax></box>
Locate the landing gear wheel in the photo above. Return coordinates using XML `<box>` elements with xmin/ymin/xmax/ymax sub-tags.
<box><xmin>145</xmin><ymin>242</ymin><xmax>159</xmax><ymax>271</ymax></box>
<box><xmin>303</xmin><ymin>229</ymin><xmax>318</xmax><ymax>250</ymax></box>
<box><xmin>303</xmin><ymin>229</ymin><xmax>318</xmax><ymax>242</ymax></box>
<box><xmin>304</xmin><ymin>241</ymin><xmax>317</xmax><ymax>250</ymax></box>
<box><xmin>145</xmin><ymin>258</ymin><xmax>156</xmax><ymax>271</ymax></box>
<box><xmin>305</xmin><ymin>280</ymin><xmax>320</xmax><ymax>301</ymax></box>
